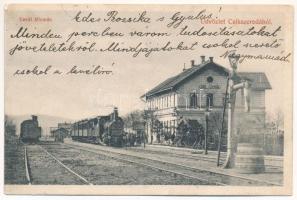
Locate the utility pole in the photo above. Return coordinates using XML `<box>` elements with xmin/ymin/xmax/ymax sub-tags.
<box><xmin>142</xmin><ymin>121</ymin><xmax>146</xmax><ymax>148</ymax></box>
<box><xmin>217</xmin><ymin>78</ymin><xmax>229</xmax><ymax>166</ymax></box>
<box><xmin>143</xmin><ymin>130</ymin><xmax>145</xmax><ymax>148</ymax></box>
<box><xmin>204</xmin><ymin>107</ymin><xmax>210</xmax><ymax>154</ymax></box>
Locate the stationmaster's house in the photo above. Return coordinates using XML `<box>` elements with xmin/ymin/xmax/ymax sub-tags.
<box><xmin>141</xmin><ymin>56</ymin><xmax>271</xmax><ymax>145</ymax></box>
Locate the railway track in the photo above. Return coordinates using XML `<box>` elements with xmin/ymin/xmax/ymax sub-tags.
<box><xmin>24</xmin><ymin>147</ymin><xmax>31</xmax><ymax>184</ymax></box>
<box><xmin>63</xmin><ymin>142</ymin><xmax>281</xmax><ymax>186</ymax></box>
<box><xmin>42</xmin><ymin>143</ymin><xmax>211</xmax><ymax>185</ymax></box>
<box><xmin>130</xmin><ymin>147</ymin><xmax>282</xmax><ymax>170</ymax></box>
<box><xmin>24</xmin><ymin>144</ymin><xmax>92</xmax><ymax>185</ymax></box>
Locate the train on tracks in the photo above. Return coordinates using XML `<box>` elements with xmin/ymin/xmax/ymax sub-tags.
<box><xmin>71</xmin><ymin>107</ymin><xmax>124</xmax><ymax>147</ymax></box>
<box><xmin>20</xmin><ymin>115</ymin><xmax>42</xmax><ymax>143</ymax></box>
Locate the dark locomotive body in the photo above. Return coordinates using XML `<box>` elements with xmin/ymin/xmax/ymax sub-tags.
<box><xmin>71</xmin><ymin>108</ymin><xmax>124</xmax><ymax>147</ymax></box>
<box><xmin>103</xmin><ymin>116</ymin><xmax>124</xmax><ymax>147</ymax></box>
<box><xmin>20</xmin><ymin>115</ymin><xmax>41</xmax><ymax>143</ymax></box>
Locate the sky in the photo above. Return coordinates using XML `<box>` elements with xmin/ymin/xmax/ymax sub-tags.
<box><xmin>4</xmin><ymin>4</ymin><xmax>292</xmax><ymax>120</ymax></box>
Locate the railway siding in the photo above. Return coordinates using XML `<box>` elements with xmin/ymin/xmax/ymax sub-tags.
<box><xmin>26</xmin><ymin>145</ymin><xmax>88</xmax><ymax>185</ymax></box>
<box><xmin>64</xmin><ymin>140</ymin><xmax>283</xmax><ymax>186</ymax></box>
<box><xmin>5</xmin><ymin>138</ymin><xmax>283</xmax><ymax>186</ymax></box>
<box><xmin>41</xmin><ymin>143</ymin><xmax>210</xmax><ymax>185</ymax></box>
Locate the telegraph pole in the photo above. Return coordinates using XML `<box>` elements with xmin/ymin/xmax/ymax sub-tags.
<box><xmin>217</xmin><ymin>78</ymin><xmax>229</xmax><ymax>166</ymax></box>
<box><xmin>204</xmin><ymin>107</ymin><xmax>210</xmax><ymax>154</ymax></box>
<box><xmin>142</xmin><ymin>121</ymin><xmax>146</xmax><ymax>148</ymax></box>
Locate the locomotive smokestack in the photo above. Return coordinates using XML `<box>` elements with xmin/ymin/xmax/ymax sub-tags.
<box><xmin>191</xmin><ymin>60</ymin><xmax>195</xmax><ymax>67</ymax></box>
<box><xmin>113</xmin><ymin>107</ymin><xmax>118</xmax><ymax>120</ymax></box>
<box><xmin>32</xmin><ymin>115</ymin><xmax>37</xmax><ymax>121</ymax></box>
<box><xmin>110</xmin><ymin>107</ymin><xmax>119</xmax><ymax>121</ymax></box>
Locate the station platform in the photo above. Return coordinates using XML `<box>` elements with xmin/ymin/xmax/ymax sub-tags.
<box><xmin>144</xmin><ymin>143</ymin><xmax>283</xmax><ymax>168</ymax></box>
<box><xmin>127</xmin><ymin>143</ymin><xmax>283</xmax><ymax>184</ymax></box>
<box><xmin>131</xmin><ymin>144</ymin><xmax>284</xmax><ymax>185</ymax></box>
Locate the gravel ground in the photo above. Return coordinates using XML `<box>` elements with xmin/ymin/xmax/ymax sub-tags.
<box><xmin>43</xmin><ymin>143</ymin><xmax>209</xmax><ymax>185</ymax></box>
<box><xmin>65</xmin><ymin>141</ymin><xmax>282</xmax><ymax>186</ymax></box>
<box><xmin>5</xmin><ymin>136</ymin><xmax>28</xmax><ymax>184</ymax></box>
<box><xmin>27</xmin><ymin>145</ymin><xmax>87</xmax><ymax>185</ymax></box>
<box><xmin>130</xmin><ymin>145</ymin><xmax>283</xmax><ymax>184</ymax></box>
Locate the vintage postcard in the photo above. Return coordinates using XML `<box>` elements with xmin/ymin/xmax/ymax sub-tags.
<box><xmin>4</xmin><ymin>4</ymin><xmax>293</xmax><ymax>195</ymax></box>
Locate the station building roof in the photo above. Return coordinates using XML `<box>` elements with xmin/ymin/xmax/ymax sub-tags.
<box><xmin>142</xmin><ymin>60</ymin><xmax>271</xmax><ymax>99</ymax></box>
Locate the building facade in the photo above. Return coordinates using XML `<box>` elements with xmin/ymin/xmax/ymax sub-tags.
<box><xmin>50</xmin><ymin>122</ymin><xmax>72</xmax><ymax>138</ymax></box>
<box><xmin>141</xmin><ymin>56</ymin><xmax>271</xmax><ymax>145</ymax></box>
<box><xmin>52</xmin><ymin>128</ymin><xmax>69</xmax><ymax>142</ymax></box>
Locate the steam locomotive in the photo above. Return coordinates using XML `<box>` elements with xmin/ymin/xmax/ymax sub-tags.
<box><xmin>20</xmin><ymin>115</ymin><xmax>42</xmax><ymax>143</ymax></box>
<box><xmin>71</xmin><ymin>107</ymin><xmax>124</xmax><ymax>147</ymax></box>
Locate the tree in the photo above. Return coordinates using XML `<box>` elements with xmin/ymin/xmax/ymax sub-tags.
<box><xmin>143</xmin><ymin>109</ymin><xmax>160</xmax><ymax>144</ymax></box>
<box><xmin>122</xmin><ymin>110</ymin><xmax>145</xmax><ymax>128</ymax></box>
<box><xmin>190</xmin><ymin>121</ymin><xmax>205</xmax><ymax>149</ymax></box>
<box><xmin>5</xmin><ymin>115</ymin><xmax>14</xmax><ymax>127</ymax></box>
<box><xmin>209</xmin><ymin>111</ymin><xmax>228</xmax><ymax>148</ymax></box>
<box><xmin>5</xmin><ymin>115</ymin><xmax>16</xmax><ymax>137</ymax></box>
<box><xmin>273</xmin><ymin>109</ymin><xmax>284</xmax><ymax>130</ymax></box>
<box><xmin>151</xmin><ymin>119</ymin><xmax>162</xmax><ymax>143</ymax></box>
<box><xmin>265</xmin><ymin>109</ymin><xmax>284</xmax><ymax>155</ymax></box>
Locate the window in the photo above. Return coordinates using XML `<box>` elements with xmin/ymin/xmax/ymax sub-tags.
<box><xmin>190</xmin><ymin>93</ymin><xmax>197</xmax><ymax>108</ymax></box>
<box><xmin>173</xmin><ymin>93</ymin><xmax>176</xmax><ymax>107</ymax></box>
<box><xmin>166</xmin><ymin>96</ymin><xmax>169</xmax><ymax>108</ymax></box>
<box><xmin>207</xmin><ymin>76</ymin><xmax>214</xmax><ymax>83</ymax></box>
<box><xmin>206</xmin><ymin>93</ymin><xmax>214</xmax><ymax>108</ymax></box>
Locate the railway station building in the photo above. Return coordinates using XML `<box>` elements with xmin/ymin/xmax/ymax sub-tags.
<box><xmin>141</xmin><ymin>56</ymin><xmax>271</xmax><ymax>145</ymax></box>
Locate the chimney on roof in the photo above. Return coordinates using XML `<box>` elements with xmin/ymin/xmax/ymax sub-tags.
<box><xmin>201</xmin><ymin>56</ymin><xmax>206</xmax><ymax>64</ymax></box>
<box><xmin>183</xmin><ymin>63</ymin><xmax>186</xmax><ymax>71</ymax></box>
<box><xmin>191</xmin><ymin>60</ymin><xmax>195</xmax><ymax>67</ymax></box>
<box><xmin>32</xmin><ymin>115</ymin><xmax>37</xmax><ymax>121</ymax></box>
<box><xmin>209</xmin><ymin>57</ymin><xmax>214</xmax><ymax>62</ymax></box>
